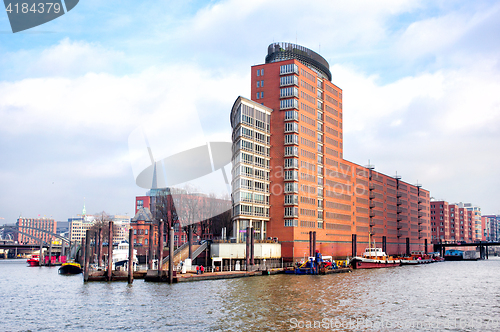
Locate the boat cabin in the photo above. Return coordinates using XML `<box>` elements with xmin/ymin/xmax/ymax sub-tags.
<box><xmin>362</xmin><ymin>248</ymin><xmax>387</xmax><ymax>258</ymax></box>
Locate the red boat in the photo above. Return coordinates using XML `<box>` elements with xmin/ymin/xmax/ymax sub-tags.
<box><xmin>27</xmin><ymin>254</ymin><xmax>40</xmax><ymax>267</ymax></box>
<box><xmin>351</xmin><ymin>247</ymin><xmax>401</xmax><ymax>269</ymax></box>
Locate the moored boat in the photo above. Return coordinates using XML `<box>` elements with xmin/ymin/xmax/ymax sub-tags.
<box><xmin>444</xmin><ymin>249</ymin><xmax>463</xmax><ymax>261</ymax></box>
<box><xmin>112</xmin><ymin>242</ymin><xmax>138</xmax><ymax>271</ymax></box>
<box><xmin>400</xmin><ymin>251</ymin><xmax>433</xmax><ymax>265</ymax></box>
<box><xmin>58</xmin><ymin>262</ymin><xmax>83</xmax><ymax>275</ymax></box>
<box><xmin>351</xmin><ymin>247</ymin><xmax>401</xmax><ymax>269</ymax></box>
<box><xmin>27</xmin><ymin>254</ymin><xmax>40</xmax><ymax>267</ymax></box>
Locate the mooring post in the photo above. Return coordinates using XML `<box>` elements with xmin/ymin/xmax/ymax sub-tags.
<box><xmin>84</xmin><ymin>230</ymin><xmax>91</xmax><ymax>282</ymax></box>
<box><xmin>352</xmin><ymin>234</ymin><xmax>357</xmax><ymax>257</ymax></box>
<box><xmin>188</xmin><ymin>224</ymin><xmax>193</xmax><ymax>259</ymax></box>
<box><xmin>107</xmin><ymin>221</ymin><xmax>114</xmax><ymax>281</ymax></box>
<box><xmin>39</xmin><ymin>239</ymin><xmax>44</xmax><ymax>266</ymax></box>
<box><xmin>98</xmin><ymin>227</ymin><xmax>103</xmax><ymax>267</ymax></box>
<box><xmin>312</xmin><ymin>231</ymin><xmax>317</xmax><ymax>255</ymax></box>
<box><xmin>158</xmin><ymin>219</ymin><xmax>164</xmax><ymax>276</ymax></box>
<box><xmin>94</xmin><ymin>231</ymin><xmax>98</xmax><ymax>264</ymax></box>
<box><xmin>128</xmin><ymin>229</ymin><xmax>134</xmax><ymax>284</ymax></box>
<box><xmin>169</xmin><ymin>227</ymin><xmax>174</xmax><ymax>284</ymax></box>
<box><xmin>250</xmin><ymin>227</ymin><xmax>254</xmax><ymax>266</ymax></box>
<box><xmin>246</xmin><ymin>226</ymin><xmax>250</xmax><ymax>271</ymax></box>
<box><xmin>309</xmin><ymin>231</ymin><xmax>313</xmax><ymax>257</ymax></box>
<box><xmin>48</xmin><ymin>240</ymin><xmax>53</xmax><ymax>266</ymax></box>
<box><xmin>148</xmin><ymin>224</ymin><xmax>154</xmax><ymax>270</ymax></box>
<box><xmin>81</xmin><ymin>238</ymin><xmax>85</xmax><ymax>265</ymax></box>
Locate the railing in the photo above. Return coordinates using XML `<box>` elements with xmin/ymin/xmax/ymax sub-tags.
<box><xmin>191</xmin><ymin>241</ymin><xmax>208</xmax><ymax>260</ymax></box>
<box><xmin>162</xmin><ymin>242</ymin><xmax>189</xmax><ymax>266</ymax></box>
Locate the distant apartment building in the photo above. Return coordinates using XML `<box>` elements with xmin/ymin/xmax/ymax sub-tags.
<box><xmin>430</xmin><ymin>201</ymin><xmax>488</xmax><ymax>243</ymax></box>
<box><xmin>68</xmin><ymin>216</ymin><xmax>95</xmax><ymax>244</ymax></box>
<box><xmin>483</xmin><ymin>215</ymin><xmax>500</xmax><ymax>242</ymax></box>
<box><xmin>460</xmin><ymin>203</ymin><xmax>482</xmax><ymax>241</ymax></box>
<box><xmin>17</xmin><ymin>217</ymin><xmax>57</xmax><ymax>245</ymax></box>
<box><xmin>430</xmin><ymin>201</ymin><xmax>472</xmax><ymax>242</ymax></box>
<box><xmin>230</xmin><ymin>42</ymin><xmax>431</xmax><ymax>260</ymax></box>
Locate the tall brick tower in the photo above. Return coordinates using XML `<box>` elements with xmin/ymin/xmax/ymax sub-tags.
<box><xmin>246</xmin><ymin>42</ymin><xmax>431</xmax><ymax>261</ymax></box>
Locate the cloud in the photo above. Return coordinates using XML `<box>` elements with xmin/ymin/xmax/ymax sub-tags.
<box><xmin>2</xmin><ymin>0</ymin><xmax>500</xmax><ymax>222</ymax></box>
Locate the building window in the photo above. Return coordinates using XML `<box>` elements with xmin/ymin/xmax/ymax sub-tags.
<box><xmin>260</xmin><ymin>92</ymin><xmax>264</xmax><ymax>99</ymax></box>
<box><xmin>261</xmin><ymin>80</ymin><xmax>264</xmax><ymax>87</ymax></box>
<box><xmin>257</xmin><ymin>81</ymin><xmax>260</xmax><ymax>88</ymax></box>
<box><xmin>284</xmin><ymin>219</ymin><xmax>298</xmax><ymax>227</ymax></box>
<box><xmin>133</xmin><ymin>229</ymin><xmax>137</xmax><ymax>235</ymax></box>
<box><xmin>260</xmin><ymin>69</ymin><xmax>264</xmax><ymax>76</ymax></box>
<box><xmin>256</xmin><ymin>93</ymin><xmax>259</xmax><ymax>99</ymax></box>
<box><xmin>145</xmin><ymin>239</ymin><xmax>148</xmax><ymax>245</ymax></box>
<box><xmin>145</xmin><ymin>229</ymin><xmax>148</xmax><ymax>235</ymax></box>
<box><xmin>257</xmin><ymin>69</ymin><xmax>260</xmax><ymax>76</ymax></box>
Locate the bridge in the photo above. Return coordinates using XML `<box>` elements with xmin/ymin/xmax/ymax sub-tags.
<box><xmin>433</xmin><ymin>241</ymin><xmax>500</xmax><ymax>259</ymax></box>
<box><xmin>0</xmin><ymin>224</ymin><xmax>74</xmax><ymax>261</ymax></box>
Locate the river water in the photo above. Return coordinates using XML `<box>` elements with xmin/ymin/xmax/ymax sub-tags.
<box><xmin>1</xmin><ymin>258</ymin><xmax>500</xmax><ymax>331</ymax></box>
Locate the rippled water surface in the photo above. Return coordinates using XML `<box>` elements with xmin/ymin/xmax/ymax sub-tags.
<box><xmin>1</xmin><ymin>258</ymin><xmax>500</xmax><ymax>331</ymax></box>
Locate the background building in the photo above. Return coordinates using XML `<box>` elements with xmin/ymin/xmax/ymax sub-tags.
<box><xmin>241</xmin><ymin>42</ymin><xmax>431</xmax><ymax>260</ymax></box>
<box><xmin>17</xmin><ymin>217</ymin><xmax>57</xmax><ymax>245</ymax></box>
<box><xmin>483</xmin><ymin>215</ymin><xmax>500</xmax><ymax>242</ymax></box>
<box><xmin>230</xmin><ymin>96</ymin><xmax>272</xmax><ymax>243</ymax></box>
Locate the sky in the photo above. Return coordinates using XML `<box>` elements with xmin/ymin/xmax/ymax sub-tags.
<box><xmin>0</xmin><ymin>0</ymin><xmax>499</xmax><ymax>223</ymax></box>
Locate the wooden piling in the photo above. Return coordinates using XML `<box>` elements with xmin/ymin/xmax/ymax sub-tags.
<box><xmin>312</xmin><ymin>231</ymin><xmax>316</xmax><ymax>255</ymax></box>
<box><xmin>309</xmin><ymin>231</ymin><xmax>313</xmax><ymax>257</ymax></box>
<box><xmin>39</xmin><ymin>240</ymin><xmax>44</xmax><ymax>266</ymax></box>
<box><xmin>250</xmin><ymin>227</ymin><xmax>254</xmax><ymax>266</ymax></box>
<box><xmin>84</xmin><ymin>230</ymin><xmax>91</xmax><ymax>282</ymax></box>
<box><xmin>107</xmin><ymin>221</ymin><xmax>114</xmax><ymax>281</ymax></box>
<box><xmin>352</xmin><ymin>234</ymin><xmax>357</xmax><ymax>257</ymax></box>
<box><xmin>48</xmin><ymin>241</ymin><xmax>53</xmax><ymax>266</ymax></box>
<box><xmin>188</xmin><ymin>224</ymin><xmax>193</xmax><ymax>259</ymax></box>
<box><xmin>148</xmin><ymin>224</ymin><xmax>154</xmax><ymax>270</ymax></box>
<box><xmin>169</xmin><ymin>227</ymin><xmax>174</xmax><ymax>284</ymax></box>
<box><xmin>98</xmin><ymin>227</ymin><xmax>103</xmax><ymax>267</ymax></box>
<box><xmin>246</xmin><ymin>226</ymin><xmax>250</xmax><ymax>270</ymax></box>
<box><xmin>158</xmin><ymin>220</ymin><xmax>164</xmax><ymax>275</ymax></box>
<box><xmin>128</xmin><ymin>229</ymin><xmax>134</xmax><ymax>284</ymax></box>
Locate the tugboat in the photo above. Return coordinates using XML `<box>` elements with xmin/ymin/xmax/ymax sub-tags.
<box><xmin>350</xmin><ymin>236</ymin><xmax>401</xmax><ymax>269</ymax></box>
<box><xmin>27</xmin><ymin>254</ymin><xmax>40</xmax><ymax>267</ymax></box>
<box><xmin>58</xmin><ymin>261</ymin><xmax>83</xmax><ymax>275</ymax></box>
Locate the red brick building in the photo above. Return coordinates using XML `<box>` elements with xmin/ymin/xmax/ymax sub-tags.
<box><xmin>236</xmin><ymin>42</ymin><xmax>431</xmax><ymax>260</ymax></box>
<box><xmin>17</xmin><ymin>217</ymin><xmax>57</xmax><ymax>245</ymax></box>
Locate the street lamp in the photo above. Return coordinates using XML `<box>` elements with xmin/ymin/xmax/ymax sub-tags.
<box><xmin>230</xmin><ymin>253</ymin><xmax>233</xmax><ymax>272</ymax></box>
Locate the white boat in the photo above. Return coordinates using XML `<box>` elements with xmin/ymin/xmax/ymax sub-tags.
<box><xmin>112</xmin><ymin>242</ymin><xmax>138</xmax><ymax>271</ymax></box>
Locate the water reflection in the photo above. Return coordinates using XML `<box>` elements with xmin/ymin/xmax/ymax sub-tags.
<box><xmin>1</xmin><ymin>259</ymin><xmax>500</xmax><ymax>331</ymax></box>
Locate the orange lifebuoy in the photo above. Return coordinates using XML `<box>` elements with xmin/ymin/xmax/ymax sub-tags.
<box><xmin>215</xmin><ymin>266</ymin><xmax>219</xmax><ymax>272</ymax></box>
